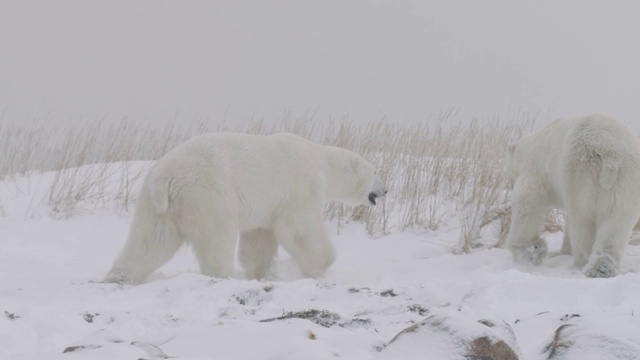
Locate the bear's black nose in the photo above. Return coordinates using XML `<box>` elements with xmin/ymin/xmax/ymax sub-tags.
<box><xmin>368</xmin><ymin>192</ymin><xmax>377</xmax><ymax>205</ymax></box>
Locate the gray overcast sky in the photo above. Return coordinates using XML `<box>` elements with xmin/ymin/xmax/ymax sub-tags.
<box><xmin>1</xmin><ymin>0</ymin><xmax>640</xmax><ymax>125</ymax></box>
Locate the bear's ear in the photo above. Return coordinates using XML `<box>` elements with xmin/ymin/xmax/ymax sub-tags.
<box><xmin>507</xmin><ymin>143</ymin><xmax>516</xmax><ymax>155</ymax></box>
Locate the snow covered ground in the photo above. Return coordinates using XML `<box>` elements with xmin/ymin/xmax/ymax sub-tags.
<box><xmin>2</xmin><ymin>166</ymin><xmax>640</xmax><ymax>359</ymax></box>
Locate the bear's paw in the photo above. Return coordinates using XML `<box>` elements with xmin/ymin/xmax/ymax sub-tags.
<box><xmin>511</xmin><ymin>236</ymin><xmax>548</xmax><ymax>265</ymax></box>
<box><xmin>584</xmin><ymin>255</ymin><xmax>618</xmax><ymax>278</ymax></box>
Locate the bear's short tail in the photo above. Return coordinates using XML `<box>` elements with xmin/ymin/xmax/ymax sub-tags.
<box><xmin>147</xmin><ymin>169</ymin><xmax>173</xmax><ymax>214</ymax></box>
<box><xmin>599</xmin><ymin>157</ymin><xmax>621</xmax><ymax>190</ymax></box>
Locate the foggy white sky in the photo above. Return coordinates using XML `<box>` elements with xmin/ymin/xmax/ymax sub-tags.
<box><xmin>1</xmin><ymin>0</ymin><xmax>640</xmax><ymax>125</ymax></box>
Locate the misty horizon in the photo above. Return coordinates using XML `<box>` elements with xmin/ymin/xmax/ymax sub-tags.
<box><xmin>1</xmin><ymin>1</ymin><xmax>639</xmax><ymax>128</ymax></box>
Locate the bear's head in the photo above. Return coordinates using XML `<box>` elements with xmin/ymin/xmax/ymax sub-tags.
<box><xmin>326</xmin><ymin>147</ymin><xmax>387</xmax><ymax>206</ymax></box>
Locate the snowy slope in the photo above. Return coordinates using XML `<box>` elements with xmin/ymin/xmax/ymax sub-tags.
<box><xmin>2</xmin><ymin>166</ymin><xmax>640</xmax><ymax>359</ymax></box>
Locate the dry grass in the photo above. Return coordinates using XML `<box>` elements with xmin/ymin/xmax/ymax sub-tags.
<box><xmin>1</xmin><ymin>113</ymin><xmax>558</xmax><ymax>250</ymax></box>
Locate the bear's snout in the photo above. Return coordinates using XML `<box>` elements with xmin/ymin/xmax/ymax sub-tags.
<box><xmin>368</xmin><ymin>188</ymin><xmax>387</xmax><ymax>205</ymax></box>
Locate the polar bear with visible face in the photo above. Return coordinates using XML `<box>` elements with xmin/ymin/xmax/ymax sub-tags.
<box><xmin>105</xmin><ymin>132</ymin><xmax>386</xmax><ymax>284</ymax></box>
<box><xmin>506</xmin><ymin>114</ymin><xmax>640</xmax><ymax>277</ymax></box>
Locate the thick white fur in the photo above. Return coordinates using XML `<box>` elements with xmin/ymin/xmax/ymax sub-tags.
<box><xmin>105</xmin><ymin>132</ymin><xmax>386</xmax><ymax>284</ymax></box>
<box><xmin>506</xmin><ymin>114</ymin><xmax>640</xmax><ymax>277</ymax></box>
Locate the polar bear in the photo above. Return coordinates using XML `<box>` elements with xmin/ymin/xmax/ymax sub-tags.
<box><xmin>105</xmin><ymin>132</ymin><xmax>386</xmax><ymax>284</ymax></box>
<box><xmin>506</xmin><ymin>114</ymin><xmax>640</xmax><ymax>277</ymax></box>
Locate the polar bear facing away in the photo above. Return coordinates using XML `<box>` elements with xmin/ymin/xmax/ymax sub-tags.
<box><xmin>506</xmin><ymin>114</ymin><xmax>640</xmax><ymax>277</ymax></box>
<box><xmin>105</xmin><ymin>132</ymin><xmax>386</xmax><ymax>284</ymax></box>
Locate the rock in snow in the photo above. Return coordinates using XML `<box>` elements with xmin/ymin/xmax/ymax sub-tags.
<box><xmin>379</xmin><ymin>312</ymin><xmax>521</xmax><ymax>360</ymax></box>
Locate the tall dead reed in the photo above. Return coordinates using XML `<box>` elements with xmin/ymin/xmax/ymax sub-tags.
<box><xmin>0</xmin><ymin>113</ymin><xmax>539</xmax><ymax>249</ymax></box>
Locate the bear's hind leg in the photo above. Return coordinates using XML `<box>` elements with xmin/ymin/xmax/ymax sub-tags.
<box><xmin>239</xmin><ymin>229</ymin><xmax>278</xmax><ymax>280</ymax></box>
<box><xmin>174</xmin><ymin>183</ymin><xmax>238</xmax><ymax>279</ymax></box>
<box><xmin>186</xmin><ymin>217</ymin><xmax>237</xmax><ymax>279</ymax></box>
<box><xmin>564</xmin><ymin>211</ymin><xmax>595</xmax><ymax>268</ymax></box>
<box><xmin>585</xmin><ymin>213</ymin><xmax>636</xmax><ymax>278</ymax></box>
<box><xmin>507</xmin><ymin>185</ymin><xmax>550</xmax><ymax>265</ymax></box>
<box><xmin>105</xmin><ymin>211</ymin><xmax>183</xmax><ymax>284</ymax></box>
